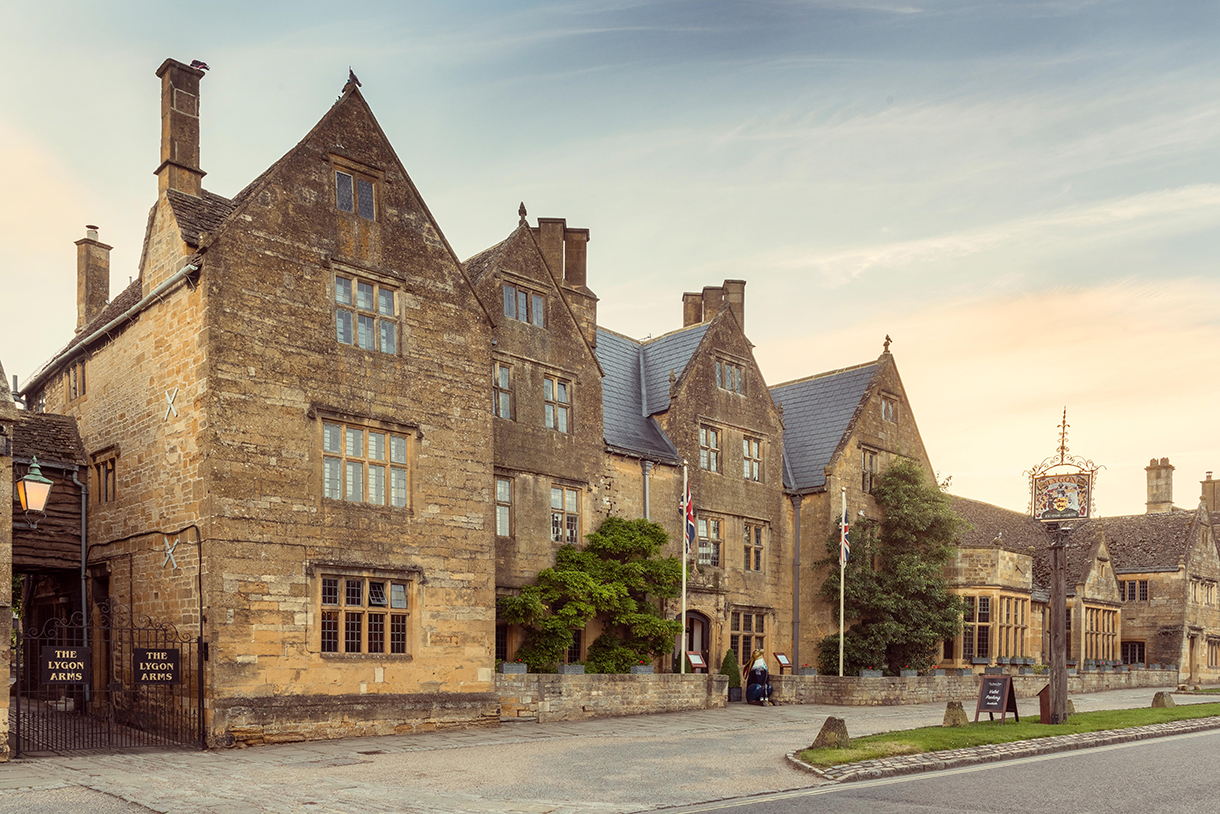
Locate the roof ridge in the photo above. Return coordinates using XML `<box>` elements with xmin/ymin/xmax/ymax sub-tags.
<box><xmin>641</xmin><ymin>321</ymin><xmax>710</xmax><ymax>346</ymax></box>
<box><xmin>770</xmin><ymin>359</ymin><xmax>879</xmax><ymax>391</ymax></box>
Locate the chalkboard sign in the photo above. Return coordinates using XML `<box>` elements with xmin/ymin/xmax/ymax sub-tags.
<box><xmin>974</xmin><ymin>674</ymin><xmax>1019</xmax><ymax>723</ymax></box>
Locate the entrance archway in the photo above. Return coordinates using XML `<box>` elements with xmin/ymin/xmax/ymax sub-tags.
<box><xmin>679</xmin><ymin>610</ymin><xmax>712</xmax><ymax>673</ymax></box>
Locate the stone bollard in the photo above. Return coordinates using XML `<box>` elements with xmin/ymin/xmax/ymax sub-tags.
<box><xmin>810</xmin><ymin>716</ymin><xmax>851</xmax><ymax>749</ymax></box>
<box><xmin>1152</xmin><ymin>691</ymin><xmax>1176</xmax><ymax>708</ymax></box>
<box><xmin>942</xmin><ymin>701</ymin><xmax>969</xmax><ymax>727</ymax></box>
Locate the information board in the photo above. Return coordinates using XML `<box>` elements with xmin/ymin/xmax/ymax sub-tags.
<box><xmin>974</xmin><ymin>675</ymin><xmax>1019</xmax><ymax>723</ymax></box>
<box><xmin>686</xmin><ymin>651</ymin><xmax>708</xmax><ymax>671</ymax></box>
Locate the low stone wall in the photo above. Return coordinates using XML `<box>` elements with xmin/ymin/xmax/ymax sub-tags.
<box><xmin>774</xmin><ymin>668</ymin><xmax>1179</xmax><ymax>706</ymax></box>
<box><xmin>497</xmin><ymin>673</ymin><xmax>728</xmax><ymax>722</ymax></box>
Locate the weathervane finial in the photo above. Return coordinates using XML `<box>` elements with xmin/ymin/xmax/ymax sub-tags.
<box><xmin>518</xmin><ymin>202</ymin><xmax>527</xmax><ymax>227</ymax></box>
<box><xmin>883</xmin><ymin>334</ymin><xmax>892</xmax><ymax>353</ymax></box>
<box><xmin>1057</xmin><ymin>407</ymin><xmax>1070</xmax><ymax>465</ymax></box>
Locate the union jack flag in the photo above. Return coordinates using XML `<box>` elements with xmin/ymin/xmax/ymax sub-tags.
<box><xmin>840</xmin><ymin>519</ymin><xmax>850</xmax><ymax>567</ymax></box>
<box><xmin>682</xmin><ymin>481</ymin><xmax>696</xmax><ymax>554</ymax></box>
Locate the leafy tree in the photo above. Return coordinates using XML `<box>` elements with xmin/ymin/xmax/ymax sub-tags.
<box><xmin>498</xmin><ymin>517</ymin><xmax>683</xmax><ymax>672</ymax></box>
<box><xmin>817</xmin><ymin>458</ymin><xmax>964</xmax><ymax>676</ymax></box>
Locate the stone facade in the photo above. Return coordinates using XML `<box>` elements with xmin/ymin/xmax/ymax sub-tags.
<box><xmin>0</xmin><ymin>362</ymin><xmax>15</xmax><ymax>762</ymax></box>
<box><xmin>496</xmin><ymin>673</ymin><xmax>727</xmax><ymax>723</ymax></box>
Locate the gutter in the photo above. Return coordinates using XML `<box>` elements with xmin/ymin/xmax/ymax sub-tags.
<box><xmin>20</xmin><ymin>263</ymin><xmax>200</xmax><ymax>396</ymax></box>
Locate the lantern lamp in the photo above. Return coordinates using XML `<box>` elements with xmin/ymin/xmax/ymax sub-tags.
<box><xmin>17</xmin><ymin>455</ymin><xmax>54</xmax><ymax>527</ymax></box>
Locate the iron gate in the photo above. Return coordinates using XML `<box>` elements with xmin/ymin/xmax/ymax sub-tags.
<box><xmin>13</xmin><ymin>599</ymin><xmax>204</xmax><ymax>756</ymax></box>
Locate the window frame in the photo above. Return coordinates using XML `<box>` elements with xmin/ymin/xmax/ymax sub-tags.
<box><xmin>861</xmin><ymin>447</ymin><xmax>879</xmax><ymax>494</ymax></box>
<box><xmin>495</xmin><ymin>476</ymin><xmax>513</xmax><ymax>537</ymax></box>
<box><xmin>493</xmin><ymin>363</ymin><xmax>514</xmax><ymax>420</ymax></box>
<box><xmin>321</xmin><ymin>417</ymin><xmax>414</xmax><ymax>510</ymax></box>
<box><xmin>334</xmin><ymin>168</ymin><xmax>377</xmax><ymax>221</ymax></box>
<box><xmin>317</xmin><ymin>570</ymin><xmax>412</xmax><ymax>657</ymax></box>
<box><xmin>502</xmin><ymin>283</ymin><xmax>545</xmax><ymax>327</ymax></box>
<box><xmin>544</xmin><ymin>376</ymin><xmax>571</xmax><ymax>433</ymax></box>
<box><xmin>743</xmin><ymin>523</ymin><xmax>764</xmax><ymax>572</ymax></box>
<box><xmin>550</xmin><ymin>485</ymin><xmax>580</xmax><ymax>544</ymax></box>
<box><xmin>881</xmin><ymin>394</ymin><xmax>898</xmax><ymax>423</ymax></box>
<box><xmin>334</xmin><ymin>274</ymin><xmax>398</xmax><ymax>355</ymax></box>
<box><xmin>92</xmin><ymin>449</ymin><xmax>118</xmax><ymax>504</ymax></box>
<box><xmin>699</xmin><ymin>426</ymin><xmax>721</xmax><ymax>473</ymax></box>
<box><xmin>65</xmin><ymin>357</ymin><xmax>87</xmax><ymax>402</ymax></box>
<box><xmin>715</xmin><ymin>360</ymin><xmax>744</xmax><ymax>395</ymax></box>
<box><xmin>743</xmin><ymin>437</ymin><xmax>762</xmax><ymax>482</ymax></box>
<box><xmin>697</xmin><ymin>516</ymin><xmax>722</xmax><ymax>567</ymax></box>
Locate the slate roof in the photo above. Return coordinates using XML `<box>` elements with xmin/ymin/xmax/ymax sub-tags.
<box><xmin>12</xmin><ymin>411</ymin><xmax>87</xmax><ymax>467</ymax></box>
<box><xmin>950</xmin><ymin>495</ymin><xmax>1049</xmax><ymax>553</ymax></box>
<box><xmin>639</xmin><ymin>323</ymin><xmax>710</xmax><ymax>416</ymax></box>
<box><xmin>770</xmin><ymin>363</ymin><xmax>878</xmax><ymax>492</ymax></box>
<box><xmin>463</xmin><ymin>236</ymin><xmax>512</xmax><ymax>286</ymax></box>
<box><xmin>595</xmin><ymin>328</ymin><xmax>681</xmax><ymax>463</ymax></box>
<box><xmin>1071</xmin><ymin>512</ymin><xmax>1198</xmax><ymax>574</ymax></box>
<box><xmin>166</xmin><ymin>189</ymin><xmax>237</xmax><ymax>247</ymax></box>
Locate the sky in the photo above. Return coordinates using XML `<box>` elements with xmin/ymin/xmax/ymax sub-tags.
<box><xmin>1</xmin><ymin>1</ymin><xmax>1217</xmax><ymax>518</ymax></box>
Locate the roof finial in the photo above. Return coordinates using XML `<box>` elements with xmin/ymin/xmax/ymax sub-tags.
<box><xmin>518</xmin><ymin>202</ymin><xmax>528</xmax><ymax>227</ymax></box>
<box><xmin>883</xmin><ymin>334</ymin><xmax>892</xmax><ymax>353</ymax></box>
<box><xmin>1057</xmin><ymin>407</ymin><xmax>1069</xmax><ymax>465</ymax></box>
<box><xmin>347</xmin><ymin>67</ymin><xmax>362</xmax><ymax>89</ymax></box>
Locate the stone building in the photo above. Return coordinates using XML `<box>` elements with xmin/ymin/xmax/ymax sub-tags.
<box><xmin>18</xmin><ymin>60</ymin><xmax>499</xmax><ymax>745</ymax></box>
<box><xmin>1</xmin><ymin>362</ymin><xmax>14</xmax><ymax>761</ymax></box>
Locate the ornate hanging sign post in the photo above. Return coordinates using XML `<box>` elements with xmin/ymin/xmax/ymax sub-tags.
<box><xmin>1025</xmin><ymin>409</ymin><xmax>1102</xmax><ymax>725</ymax></box>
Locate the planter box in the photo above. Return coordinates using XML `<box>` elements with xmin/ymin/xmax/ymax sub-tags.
<box><xmin>1018</xmin><ymin>667</ymin><xmax>1035</xmax><ymax>675</ymax></box>
<box><xmin>499</xmin><ymin>662</ymin><xmax>527</xmax><ymax>674</ymax></box>
<box><xmin>557</xmin><ymin>664</ymin><xmax>585</xmax><ymax>675</ymax></box>
<box><xmin>1151</xmin><ymin>663</ymin><xmax>1162</xmax><ymax>670</ymax></box>
<box><xmin>899</xmin><ymin>669</ymin><xmax>918</xmax><ymax>677</ymax></box>
<box><xmin>860</xmin><ymin>669</ymin><xmax>882</xmax><ymax>678</ymax></box>
<box><xmin>630</xmin><ymin>665</ymin><xmax>654</xmax><ymax>674</ymax></box>
<box><xmin>983</xmin><ymin>666</ymin><xmax>1004</xmax><ymax>675</ymax></box>
<box><xmin>1132</xmin><ymin>664</ymin><xmax>1145</xmax><ymax>671</ymax></box>
<box><xmin>727</xmin><ymin>687</ymin><xmax>743</xmax><ymax>702</ymax></box>
<box><xmin>971</xmin><ymin>657</ymin><xmax>990</xmax><ymax>666</ymax></box>
<box><xmin>1067</xmin><ymin>668</ymin><xmax>1077</xmax><ymax>676</ymax></box>
<box><xmin>996</xmin><ymin>657</ymin><xmax>1011</xmax><ymax>665</ymax></box>
<box><xmin>1166</xmin><ymin>664</ymin><xmax>1178</xmax><ymax>672</ymax></box>
<box><xmin>929</xmin><ymin>669</ymin><xmax>946</xmax><ymax>677</ymax></box>
<box><xmin>797</xmin><ymin>667</ymin><xmax>818</xmax><ymax>676</ymax></box>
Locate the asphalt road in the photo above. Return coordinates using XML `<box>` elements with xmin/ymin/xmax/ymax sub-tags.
<box><xmin>658</xmin><ymin>728</ymin><xmax>1220</xmax><ymax>814</ymax></box>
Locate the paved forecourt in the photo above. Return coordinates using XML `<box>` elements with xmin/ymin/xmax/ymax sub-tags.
<box><xmin>0</xmin><ymin>688</ymin><xmax>1214</xmax><ymax>814</ymax></box>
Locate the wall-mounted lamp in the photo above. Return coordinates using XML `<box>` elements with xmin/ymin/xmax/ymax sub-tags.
<box><xmin>17</xmin><ymin>455</ymin><xmax>53</xmax><ymax>528</ymax></box>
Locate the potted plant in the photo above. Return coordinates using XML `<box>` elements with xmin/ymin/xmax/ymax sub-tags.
<box><xmin>899</xmin><ymin>664</ymin><xmax>918</xmax><ymax>677</ymax></box>
<box><xmin>499</xmin><ymin>658</ymin><xmax>528</xmax><ymax>674</ymax></box>
<box><xmin>798</xmin><ymin>663</ymin><xmax>818</xmax><ymax>676</ymax></box>
<box><xmin>630</xmin><ymin>659</ymin><xmax>654</xmax><ymax>674</ymax></box>
<box><xmin>720</xmin><ymin>649</ymin><xmax>742</xmax><ymax>702</ymax></box>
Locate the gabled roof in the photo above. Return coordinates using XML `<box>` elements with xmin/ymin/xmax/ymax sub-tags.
<box><xmin>595</xmin><ymin>328</ymin><xmax>681</xmax><ymax>463</ymax></box>
<box><xmin>950</xmin><ymin>495</ymin><xmax>1049</xmax><ymax>553</ymax></box>
<box><xmin>770</xmin><ymin>361</ymin><xmax>878</xmax><ymax>492</ymax></box>
<box><xmin>463</xmin><ymin>236</ymin><xmax>511</xmax><ymax>286</ymax></box>
<box><xmin>12</xmin><ymin>411</ymin><xmax>87</xmax><ymax>467</ymax></box>
<box><xmin>639</xmin><ymin>323</ymin><xmax>711</xmax><ymax>416</ymax></box>
<box><xmin>1072</xmin><ymin>511</ymin><xmax>1198</xmax><ymax>574</ymax></box>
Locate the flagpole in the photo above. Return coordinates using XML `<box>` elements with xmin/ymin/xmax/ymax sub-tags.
<box><xmin>839</xmin><ymin>486</ymin><xmax>846</xmax><ymax>678</ymax></box>
<box><xmin>681</xmin><ymin>461</ymin><xmax>689</xmax><ymax>675</ymax></box>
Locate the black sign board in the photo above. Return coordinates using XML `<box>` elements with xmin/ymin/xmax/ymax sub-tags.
<box><xmin>41</xmin><ymin>646</ymin><xmax>90</xmax><ymax>685</ymax></box>
<box><xmin>975</xmin><ymin>675</ymin><xmax>1020</xmax><ymax>723</ymax></box>
<box><xmin>134</xmin><ymin>648</ymin><xmax>181</xmax><ymax>685</ymax></box>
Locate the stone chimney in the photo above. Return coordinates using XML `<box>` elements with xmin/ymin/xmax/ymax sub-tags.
<box><xmin>701</xmin><ymin>286</ymin><xmax>725</xmax><ymax>321</ymax></box>
<box><xmin>75</xmin><ymin>225</ymin><xmax>111</xmax><ymax>331</ymax></box>
<box><xmin>533</xmin><ymin>218</ymin><xmax>565</xmax><ymax>279</ymax></box>
<box><xmin>563</xmin><ymin>228</ymin><xmax>589</xmax><ymax>288</ymax></box>
<box><xmin>682</xmin><ymin>293</ymin><xmax>703</xmax><ymax>327</ymax></box>
<box><xmin>155</xmin><ymin>58</ymin><xmax>206</xmax><ymax>197</ymax></box>
<box><xmin>1146</xmin><ymin>457</ymin><xmax>1175</xmax><ymax>514</ymax></box>
<box><xmin>722</xmin><ymin>279</ymin><xmax>746</xmax><ymax>332</ymax></box>
<box><xmin>1202</xmin><ymin>472</ymin><xmax>1217</xmax><ymax>513</ymax></box>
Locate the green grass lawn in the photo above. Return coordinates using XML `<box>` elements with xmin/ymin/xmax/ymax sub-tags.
<box><xmin>797</xmin><ymin>703</ymin><xmax>1220</xmax><ymax>768</ymax></box>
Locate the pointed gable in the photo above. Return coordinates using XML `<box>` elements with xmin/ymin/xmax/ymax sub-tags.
<box><xmin>770</xmin><ymin>362</ymin><xmax>878</xmax><ymax>492</ymax></box>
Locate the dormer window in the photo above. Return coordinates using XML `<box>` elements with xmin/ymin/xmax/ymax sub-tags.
<box><xmin>503</xmin><ymin>284</ymin><xmax>545</xmax><ymax>327</ymax></box>
<box><xmin>335</xmin><ymin>170</ymin><xmax>375</xmax><ymax>220</ymax></box>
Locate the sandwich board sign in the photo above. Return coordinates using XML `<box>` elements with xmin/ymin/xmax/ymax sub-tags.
<box><xmin>974</xmin><ymin>674</ymin><xmax>1019</xmax><ymax>723</ymax></box>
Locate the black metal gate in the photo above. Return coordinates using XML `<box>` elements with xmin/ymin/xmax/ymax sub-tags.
<box><xmin>12</xmin><ymin>599</ymin><xmax>204</xmax><ymax>756</ymax></box>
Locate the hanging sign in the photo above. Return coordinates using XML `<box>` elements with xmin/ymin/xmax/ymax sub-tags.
<box><xmin>134</xmin><ymin>648</ymin><xmax>181</xmax><ymax>684</ymax></box>
<box><xmin>1032</xmin><ymin>472</ymin><xmax>1092</xmax><ymax>522</ymax></box>
<box><xmin>974</xmin><ymin>674</ymin><xmax>1020</xmax><ymax>723</ymax></box>
<box><xmin>41</xmin><ymin>646</ymin><xmax>90</xmax><ymax>684</ymax></box>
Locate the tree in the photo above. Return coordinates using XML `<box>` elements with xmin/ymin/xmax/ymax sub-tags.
<box><xmin>817</xmin><ymin>458</ymin><xmax>964</xmax><ymax>676</ymax></box>
<box><xmin>498</xmin><ymin>517</ymin><xmax>683</xmax><ymax>672</ymax></box>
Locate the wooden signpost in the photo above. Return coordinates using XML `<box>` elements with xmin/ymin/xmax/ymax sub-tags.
<box><xmin>685</xmin><ymin>651</ymin><xmax>708</xmax><ymax>673</ymax></box>
<box><xmin>974</xmin><ymin>674</ymin><xmax>1019</xmax><ymax>723</ymax></box>
<box><xmin>773</xmin><ymin>653</ymin><xmax>792</xmax><ymax>674</ymax></box>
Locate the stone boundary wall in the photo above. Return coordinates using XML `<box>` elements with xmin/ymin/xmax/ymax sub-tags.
<box><xmin>774</xmin><ymin>668</ymin><xmax>1179</xmax><ymax>706</ymax></box>
<box><xmin>497</xmin><ymin>673</ymin><xmax>728</xmax><ymax>722</ymax></box>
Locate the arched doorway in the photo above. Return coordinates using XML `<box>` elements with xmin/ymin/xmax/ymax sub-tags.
<box><xmin>679</xmin><ymin>610</ymin><xmax>712</xmax><ymax>673</ymax></box>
